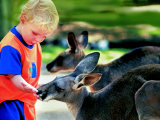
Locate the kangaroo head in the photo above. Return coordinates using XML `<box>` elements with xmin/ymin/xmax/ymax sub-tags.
<box><xmin>46</xmin><ymin>31</ymin><xmax>88</xmax><ymax>73</ymax></box>
<box><xmin>37</xmin><ymin>52</ymin><xmax>102</xmax><ymax>102</ymax></box>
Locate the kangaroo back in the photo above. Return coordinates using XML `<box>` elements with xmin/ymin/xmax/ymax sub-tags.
<box><xmin>91</xmin><ymin>46</ymin><xmax>160</xmax><ymax>91</ymax></box>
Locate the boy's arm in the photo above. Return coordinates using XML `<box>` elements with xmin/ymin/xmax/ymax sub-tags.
<box><xmin>9</xmin><ymin>75</ymin><xmax>38</xmax><ymax>93</ymax></box>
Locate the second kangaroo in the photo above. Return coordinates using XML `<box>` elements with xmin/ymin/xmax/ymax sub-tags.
<box><xmin>47</xmin><ymin>31</ymin><xmax>160</xmax><ymax>91</ymax></box>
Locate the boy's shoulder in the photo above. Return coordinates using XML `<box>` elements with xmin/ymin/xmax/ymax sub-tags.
<box><xmin>1</xmin><ymin>31</ymin><xmax>15</xmax><ymax>44</ymax></box>
<box><xmin>0</xmin><ymin>31</ymin><xmax>22</xmax><ymax>50</ymax></box>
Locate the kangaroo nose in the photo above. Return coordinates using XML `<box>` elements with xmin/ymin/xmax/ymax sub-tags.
<box><xmin>36</xmin><ymin>89</ymin><xmax>48</xmax><ymax>101</ymax></box>
<box><xmin>46</xmin><ymin>62</ymin><xmax>53</xmax><ymax>71</ymax></box>
<box><xmin>37</xmin><ymin>89</ymin><xmax>42</xmax><ymax>95</ymax></box>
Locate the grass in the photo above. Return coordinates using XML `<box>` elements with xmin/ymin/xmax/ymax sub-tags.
<box><xmin>52</xmin><ymin>0</ymin><xmax>160</xmax><ymax>27</ymax></box>
<box><xmin>7</xmin><ymin>0</ymin><xmax>160</xmax><ymax>38</ymax></box>
<box><xmin>61</xmin><ymin>11</ymin><xmax>160</xmax><ymax>28</ymax></box>
<box><xmin>52</xmin><ymin>0</ymin><xmax>160</xmax><ymax>36</ymax></box>
<box><xmin>42</xmin><ymin>45</ymin><xmax>129</xmax><ymax>64</ymax></box>
<box><xmin>41</xmin><ymin>45</ymin><xmax>66</xmax><ymax>63</ymax></box>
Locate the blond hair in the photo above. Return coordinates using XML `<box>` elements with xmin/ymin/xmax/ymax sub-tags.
<box><xmin>20</xmin><ymin>0</ymin><xmax>59</xmax><ymax>33</ymax></box>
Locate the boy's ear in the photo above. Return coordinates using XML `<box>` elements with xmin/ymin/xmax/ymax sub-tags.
<box><xmin>72</xmin><ymin>73</ymin><xmax>102</xmax><ymax>90</ymax></box>
<box><xmin>20</xmin><ymin>15</ymin><xmax>26</xmax><ymax>24</ymax></box>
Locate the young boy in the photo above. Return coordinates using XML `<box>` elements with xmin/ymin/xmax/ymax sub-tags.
<box><xmin>0</xmin><ymin>0</ymin><xmax>59</xmax><ymax>120</ymax></box>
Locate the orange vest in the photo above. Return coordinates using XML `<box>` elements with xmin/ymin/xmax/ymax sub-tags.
<box><xmin>0</xmin><ymin>30</ymin><xmax>42</xmax><ymax>120</ymax></box>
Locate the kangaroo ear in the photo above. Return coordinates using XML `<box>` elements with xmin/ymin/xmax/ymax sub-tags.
<box><xmin>67</xmin><ymin>32</ymin><xmax>78</xmax><ymax>52</ymax></box>
<box><xmin>72</xmin><ymin>73</ymin><xmax>102</xmax><ymax>90</ymax></box>
<box><xmin>83</xmin><ymin>73</ymin><xmax>102</xmax><ymax>86</ymax></box>
<box><xmin>77</xmin><ymin>31</ymin><xmax>88</xmax><ymax>49</ymax></box>
<box><xmin>71</xmin><ymin>52</ymin><xmax>100</xmax><ymax>76</ymax></box>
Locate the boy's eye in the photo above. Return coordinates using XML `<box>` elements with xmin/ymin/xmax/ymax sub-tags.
<box><xmin>32</xmin><ymin>31</ymin><xmax>38</xmax><ymax>35</ymax></box>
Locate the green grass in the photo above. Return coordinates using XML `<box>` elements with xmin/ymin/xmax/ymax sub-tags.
<box><xmin>42</xmin><ymin>45</ymin><xmax>129</xmax><ymax>64</ymax></box>
<box><xmin>85</xmin><ymin>48</ymin><xmax>129</xmax><ymax>64</ymax></box>
<box><xmin>42</xmin><ymin>45</ymin><xmax>66</xmax><ymax>63</ymax></box>
<box><xmin>61</xmin><ymin>11</ymin><xmax>160</xmax><ymax>27</ymax></box>
<box><xmin>9</xmin><ymin>0</ymin><xmax>160</xmax><ymax>37</ymax></box>
<box><xmin>52</xmin><ymin>0</ymin><xmax>160</xmax><ymax>36</ymax></box>
<box><xmin>52</xmin><ymin>0</ymin><xmax>160</xmax><ymax>28</ymax></box>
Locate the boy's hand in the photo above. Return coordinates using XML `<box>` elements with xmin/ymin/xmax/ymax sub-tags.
<box><xmin>10</xmin><ymin>75</ymin><xmax>38</xmax><ymax>94</ymax></box>
<box><xmin>20</xmin><ymin>81</ymin><xmax>38</xmax><ymax>93</ymax></box>
<box><xmin>21</xmin><ymin>81</ymin><xmax>39</xmax><ymax>98</ymax></box>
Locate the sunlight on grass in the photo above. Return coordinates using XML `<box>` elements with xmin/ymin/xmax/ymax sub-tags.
<box><xmin>42</xmin><ymin>45</ymin><xmax>129</xmax><ymax>64</ymax></box>
<box><xmin>42</xmin><ymin>45</ymin><xmax>66</xmax><ymax>63</ymax></box>
<box><xmin>85</xmin><ymin>49</ymin><xmax>129</xmax><ymax>64</ymax></box>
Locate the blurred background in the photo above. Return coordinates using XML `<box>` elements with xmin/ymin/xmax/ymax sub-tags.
<box><xmin>1</xmin><ymin>0</ymin><xmax>160</xmax><ymax>120</ymax></box>
<box><xmin>1</xmin><ymin>0</ymin><xmax>160</xmax><ymax>64</ymax></box>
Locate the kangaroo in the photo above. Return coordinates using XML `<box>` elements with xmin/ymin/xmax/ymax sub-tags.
<box><xmin>46</xmin><ymin>31</ymin><xmax>160</xmax><ymax>91</ymax></box>
<box><xmin>135</xmin><ymin>80</ymin><xmax>160</xmax><ymax>120</ymax></box>
<box><xmin>38</xmin><ymin>52</ymin><xmax>160</xmax><ymax>120</ymax></box>
<box><xmin>46</xmin><ymin>31</ymin><xmax>88</xmax><ymax>73</ymax></box>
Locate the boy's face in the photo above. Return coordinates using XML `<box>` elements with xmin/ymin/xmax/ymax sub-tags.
<box><xmin>20</xmin><ymin>22</ymin><xmax>52</xmax><ymax>45</ymax></box>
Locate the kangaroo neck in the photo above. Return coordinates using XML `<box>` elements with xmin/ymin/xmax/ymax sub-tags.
<box><xmin>66</xmin><ymin>88</ymin><xmax>89</xmax><ymax>117</ymax></box>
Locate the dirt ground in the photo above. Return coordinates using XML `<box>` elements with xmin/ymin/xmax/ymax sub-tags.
<box><xmin>36</xmin><ymin>74</ymin><xmax>74</xmax><ymax>120</ymax></box>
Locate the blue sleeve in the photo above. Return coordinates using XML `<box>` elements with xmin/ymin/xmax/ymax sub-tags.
<box><xmin>0</xmin><ymin>46</ymin><xmax>22</xmax><ymax>75</ymax></box>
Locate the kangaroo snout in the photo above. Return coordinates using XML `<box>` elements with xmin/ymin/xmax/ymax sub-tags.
<box><xmin>37</xmin><ymin>88</ymin><xmax>48</xmax><ymax>101</ymax></box>
<box><xmin>37</xmin><ymin>82</ymin><xmax>58</xmax><ymax>101</ymax></box>
<box><xmin>37</xmin><ymin>84</ymin><xmax>51</xmax><ymax>101</ymax></box>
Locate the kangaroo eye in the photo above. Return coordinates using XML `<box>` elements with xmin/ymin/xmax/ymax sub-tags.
<box><xmin>77</xmin><ymin>83</ymin><xmax>83</xmax><ymax>88</ymax></box>
<box><xmin>55</xmin><ymin>86</ymin><xmax>64</xmax><ymax>92</ymax></box>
